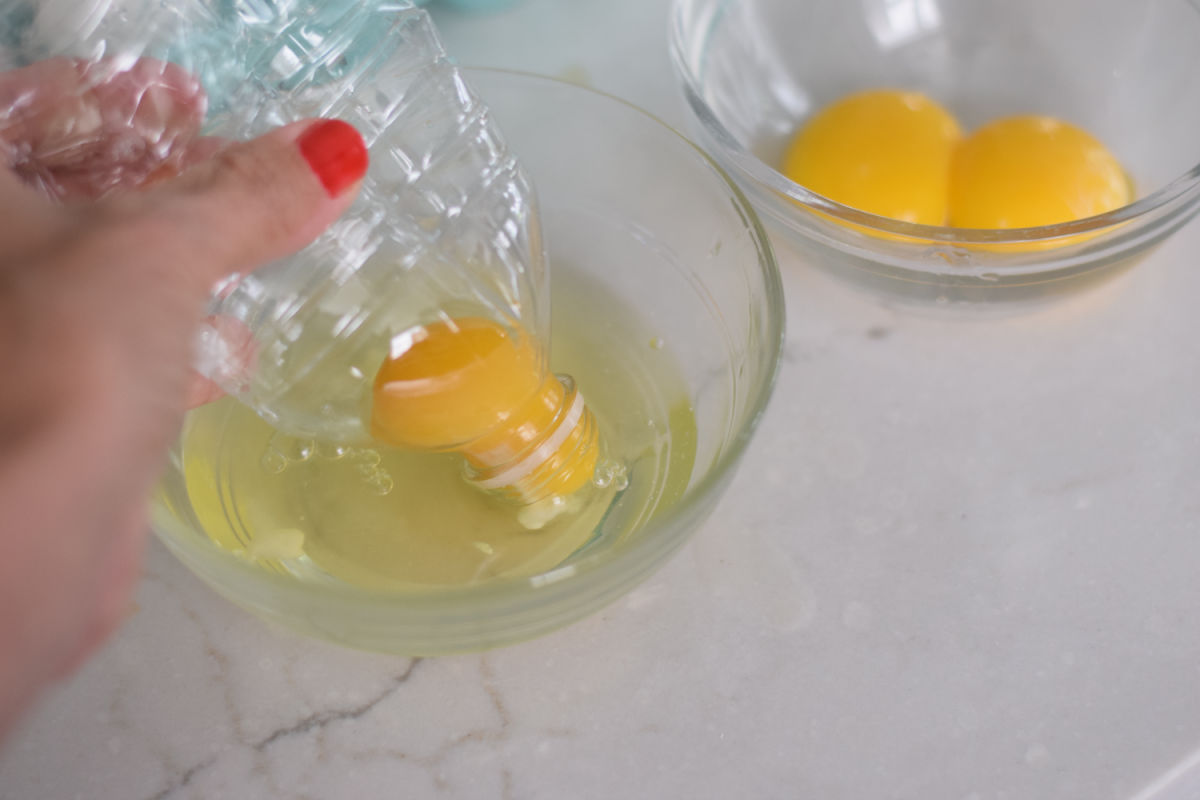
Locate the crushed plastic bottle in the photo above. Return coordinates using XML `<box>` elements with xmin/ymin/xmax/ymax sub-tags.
<box><xmin>4</xmin><ymin>0</ymin><xmax>546</xmax><ymax>436</ymax></box>
<box><xmin>1</xmin><ymin>0</ymin><xmax>604</xmax><ymax>504</ymax></box>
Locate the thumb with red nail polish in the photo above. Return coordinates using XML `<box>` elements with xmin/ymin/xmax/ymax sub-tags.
<box><xmin>142</xmin><ymin>117</ymin><xmax>370</xmax><ymax>286</ymax></box>
<box><xmin>54</xmin><ymin>115</ymin><xmax>371</xmax><ymax>424</ymax></box>
<box><xmin>135</xmin><ymin>117</ymin><xmax>370</xmax><ymax>408</ymax></box>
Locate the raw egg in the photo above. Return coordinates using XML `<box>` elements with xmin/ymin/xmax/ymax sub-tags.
<box><xmin>781</xmin><ymin>89</ymin><xmax>962</xmax><ymax>225</ymax></box>
<box><xmin>370</xmin><ymin>316</ymin><xmax>598</xmax><ymax>502</ymax></box>
<box><xmin>949</xmin><ymin>115</ymin><xmax>1130</xmax><ymax>229</ymax></box>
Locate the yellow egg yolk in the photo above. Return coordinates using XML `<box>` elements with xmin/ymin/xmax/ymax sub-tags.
<box><xmin>949</xmin><ymin>115</ymin><xmax>1130</xmax><ymax>229</ymax></box>
<box><xmin>781</xmin><ymin>89</ymin><xmax>962</xmax><ymax>225</ymax></box>
<box><xmin>370</xmin><ymin>317</ymin><xmax>598</xmax><ymax>502</ymax></box>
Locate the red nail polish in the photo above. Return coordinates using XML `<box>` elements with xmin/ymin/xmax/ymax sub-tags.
<box><xmin>297</xmin><ymin>119</ymin><xmax>368</xmax><ymax>197</ymax></box>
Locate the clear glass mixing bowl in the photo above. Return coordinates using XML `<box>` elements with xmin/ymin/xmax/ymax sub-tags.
<box><xmin>152</xmin><ymin>69</ymin><xmax>784</xmax><ymax>655</ymax></box>
<box><xmin>670</xmin><ymin>0</ymin><xmax>1200</xmax><ymax>305</ymax></box>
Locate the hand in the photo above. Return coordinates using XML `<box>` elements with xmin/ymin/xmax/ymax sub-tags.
<box><xmin>0</xmin><ymin>59</ymin><xmax>367</xmax><ymax>741</ymax></box>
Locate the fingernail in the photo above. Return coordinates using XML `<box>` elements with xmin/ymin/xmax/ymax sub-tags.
<box><xmin>297</xmin><ymin>119</ymin><xmax>368</xmax><ymax>197</ymax></box>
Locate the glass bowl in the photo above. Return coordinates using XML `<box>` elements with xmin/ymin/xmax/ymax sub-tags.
<box><xmin>152</xmin><ymin>69</ymin><xmax>784</xmax><ymax>655</ymax></box>
<box><xmin>670</xmin><ymin>0</ymin><xmax>1200</xmax><ymax>305</ymax></box>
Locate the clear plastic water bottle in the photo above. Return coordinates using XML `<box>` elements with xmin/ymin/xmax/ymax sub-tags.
<box><xmin>4</xmin><ymin>0</ymin><xmax>602</xmax><ymax>504</ymax></box>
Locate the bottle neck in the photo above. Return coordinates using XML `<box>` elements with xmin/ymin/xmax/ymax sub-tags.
<box><xmin>464</xmin><ymin>375</ymin><xmax>599</xmax><ymax>504</ymax></box>
<box><xmin>369</xmin><ymin>317</ymin><xmax>601</xmax><ymax>505</ymax></box>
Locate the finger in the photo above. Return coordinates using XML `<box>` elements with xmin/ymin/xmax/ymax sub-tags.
<box><xmin>75</xmin><ymin>59</ymin><xmax>207</xmax><ymax>195</ymax></box>
<box><xmin>0</xmin><ymin>59</ymin><xmax>83</xmax><ymax>201</ymax></box>
<box><xmin>133</xmin><ymin>118</ymin><xmax>368</xmax><ymax>288</ymax></box>
<box><xmin>83</xmin><ymin>58</ymin><xmax>206</xmax><ymax>145</ymax></box>
<box><xmin>0</xmin><ymin>58</ymin><xmax>206</xmax><ymax>160</ymax></box>
<box><xmin>0</xmin><ymin>58</ymin><xmax>206</xmax><ymax>200</ymax></box>
<box><xmin>185</xmin><ymin>315</ymin><xmax>256</xmax><ymax>408</ymax></box>
<box><xmin>184</xmin><ymin>373</ymin><xmax>225</xmax><ymax>409</ymax></box>
<box><xmin>0</xmin><ymin>59</ymin><xmax>82</xmax><ymax>138</ymax></box>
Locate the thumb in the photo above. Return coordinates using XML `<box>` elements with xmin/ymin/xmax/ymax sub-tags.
<box><xmin>139</xmin><ymin>118</ymin><xmax>368</xmax><ymax>287</ymax></box>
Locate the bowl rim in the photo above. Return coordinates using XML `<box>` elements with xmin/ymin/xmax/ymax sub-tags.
<box><xmin>667</xmin><ymin>0</ymin><xmax>1200</xmax><ymax>247</ymax></box>
<box><xmin>153</xmin><ymin>67</ymin><xmax>786</xmax><ymax>625</ymax></box>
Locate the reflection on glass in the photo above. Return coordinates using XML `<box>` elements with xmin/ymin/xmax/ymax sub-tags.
<box><xmin>865</xmin><ymin>0</ymin><xmax>942</xmax><ymax>49</ymax></box>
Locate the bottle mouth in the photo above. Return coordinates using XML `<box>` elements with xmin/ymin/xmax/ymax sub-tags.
<box><xmin>467</xmin><ymin>376</ymin><xmax>601</xmax><ymax>505</ymax></box>
<box><xmin>471</xmin><ymin>382</ymin><xmax>587</xmax><ymax>491</ymax></box>
<box><xmin>369</xmin><ymin>316</ymin><xmax>602</xmax><ymax>506</ymax></box>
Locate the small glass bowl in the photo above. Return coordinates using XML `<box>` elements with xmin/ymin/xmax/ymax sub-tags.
<box><xmin>152</xmin><ymin>69</ymin><xmax>784</xmax><ymax>655</ymax></box>
<box><xmin>670</xmin><ymin>0</ymin><xmax>1200</xmax><ymax>304</ymax></box>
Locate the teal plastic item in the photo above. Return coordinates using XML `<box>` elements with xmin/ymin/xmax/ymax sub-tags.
<box><xmin>417</xmin><ymin>0</ymin><xmax>519</xmax><ymax>10</ymax></box>
<box><xmin>441</xmin><ymin>0</ymin><xmax>519</xmax><ymax>9</ymax></box>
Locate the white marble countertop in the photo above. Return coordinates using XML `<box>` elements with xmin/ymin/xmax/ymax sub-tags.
<box><xmin>5</xmin><ymin>1</ymin><xmax>1200</xmax><ymax>798</ymax></box>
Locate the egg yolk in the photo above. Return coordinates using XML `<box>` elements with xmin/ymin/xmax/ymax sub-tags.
<box><xmin>949</xmin><ymin>115</ymin><xmax>1130</xmax><ymax>229</ymax></box>
<box><xmin>370</xmin><ymin>316</ymin><xmax>598</xmax><ymax>502</ymax></box>
<box><xmin>781</xmin><ymin>89</ymin><xmax>962</xmax><ymax>225</ymax></box>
